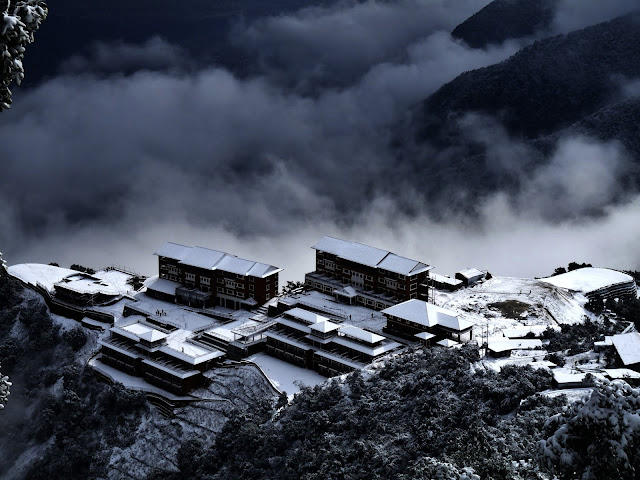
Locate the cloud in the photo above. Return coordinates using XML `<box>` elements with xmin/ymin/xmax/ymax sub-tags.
<box><xmin>3</xmin><ymin>0</ymin><xmax>640</xmax><ymax>279</ymax></box>
<box><xmin>552</xmin><ymin>0</ymin><xmax>639</xmax><ymax>34</ymax></box>
<box><xmin>231</xmin><ymin>0</ymin><xmax>492</xmax><ymax>91</ymax></box>
<box><xmin>58</xmin><ymin>36</ymin><xmax>193</xmax><ymax>75</ymax></box>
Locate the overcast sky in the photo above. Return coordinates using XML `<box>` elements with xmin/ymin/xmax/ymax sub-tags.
<box><xmin>2</xmin><ymin>0</ymin><xmax>639</xmax><ymax>282</ymax></box>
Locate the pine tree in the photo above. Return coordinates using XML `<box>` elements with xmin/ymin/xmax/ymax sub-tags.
<box><xmin>1</xmin><ymin>0</ymin><xmax>48</xmax><ymax>110</ymax></box>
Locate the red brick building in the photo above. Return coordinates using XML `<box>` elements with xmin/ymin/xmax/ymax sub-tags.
<box><xmin>304</xmin><ymin>236</ymin><xmax>433</xmax><ymax>310</ymax></box>
<box><xmin>147</xmin><ymin>242</ymin><xmax>282</xmax><ymax>310</ymax></box>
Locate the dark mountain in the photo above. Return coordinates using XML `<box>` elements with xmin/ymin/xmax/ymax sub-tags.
<box><xmin>420</xmin><ymin>12</ymin><xmax>640</xmax><ymax>143</ymax></box>
<box><xmin>452</xmin><ymin>0</ymin><xmax>557</xmax><ymax>48</ymax></box>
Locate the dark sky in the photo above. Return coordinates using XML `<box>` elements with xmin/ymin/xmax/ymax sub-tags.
<box><xmin>2</xmin><ymin>0</ymin><xmax>639</xmax><ymax>282</ymax></box>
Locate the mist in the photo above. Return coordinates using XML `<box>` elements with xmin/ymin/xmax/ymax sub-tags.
<box><xmin>2</xmin><ymin>0</ymin><xmax>640</xmax><ymax>281</ymax></box>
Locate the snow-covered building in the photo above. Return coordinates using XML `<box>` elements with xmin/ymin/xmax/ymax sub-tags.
<box><xmin>381</xmin><ymin>299</ymin><xmax>474</xmax><ymax>343</ymax></box>
<box><xmin>487</xmin><ymin>339</ymin><xmax>544</xmax><ymax>358</ymax></box>
<box><xmin>304</xmin><ymin>236</ymin><xmax>433</xmax><ymax>310</ymax></box>
<box><xmin>455</xmin><ymin>268</ymin><xmax>486</xmax><ymax>287</ymax></box>
<box><xmin>541</xmin><ymin>268</ymin><xmax>636</xmax><ymax>302</ymax></box>
<box><xmin>424</xmin><ymin>273</ymin><xmax>463</xmax><ymax>293</ymax></box>
<box><xmin>147</xmin><ymin>242</ymin><xmax>282</xmax><ymax>310</ymax></box>
<box><xmin>265</xmin><ymin>307</ymin><xmax>402</xmax><ymax>376</ymax></box>
<box><xmin>611</xmin><ymin>332</ymin><xmax>640</xmax><ymax>371</ymax></box>
<box><xmin>99</xmin><ymin>319</ymin><xmax>225</xmax><ymax>395</ymax></box>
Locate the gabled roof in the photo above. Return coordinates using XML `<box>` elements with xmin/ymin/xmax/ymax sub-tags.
<box><xmin>339</xmin><ymin>325</ymin><xmax>385</xmax><ymax>344</ymax></box>
<box><xmin>312</xmin><ymin>236</ymin><xmax>432</xmax><ymax>275</ymax></box>
<box><xmin>381</xmin><ymin>299</ymin><xmax>463</xmax><ymax>330</ymax></box>
<box><xmin>284</xmin><ymin>307</ymin><xmax>329</xmax><ymax>325</ymax></box>
<box><xmin>611</xmin><ymin>332</ymin><xmax>640</xmax><ymax>366</ymax></box>
<box><xmin>541</xmin><ymin>267</ymin><xmax>635</xmax><ymax>294</ymax></box>
<box><xmin>310</xmin><ymin>320</ymin><xmax>341</xmax><ymax>334</ymax></box>
<box><xmin>154</xmin><ymin>242</ymin><xmax>282</xmax><ymax>278</ymax></box>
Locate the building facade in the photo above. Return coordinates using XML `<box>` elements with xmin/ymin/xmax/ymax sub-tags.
<box><xmin>304</xmin><ymin>236</ymin><xmax>433</xmax><ymax>310</ymax></box>
<box><xmin>147</xmin><ymin>242</ymin><xmax>282</xmax><ymax>310</ymax></box>
<box><xmin>265</xmin><ymin>307</ymin><xmax>402</xmax><ymax>376</ymax></box>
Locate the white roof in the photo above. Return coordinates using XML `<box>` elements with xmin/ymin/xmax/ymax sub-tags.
<box><xmin>457</xmin><ymin>268</ymin><xmax>485</xmax><ymax>279</ymax></box>
<box><xmin>141</xmin><ymin>359</ymin><xmax>200</xmax><ymax>379</ymax></box>
<box><xmin>339</xmin><ymin>325</ymin><xmax>385</xmax><ymax>344</ymax></box>
<box><xmin>541</xmin><ymin>268</ymin><xmax>634</xmax><ymax>294</ymax></box>
<box><xmin>488</xmin><ymin>339</ymin><xmax>543</xmax><ymax>353</ymax></box>
<box><xmin>611</xmin><ymin>333</ymin><xmax>640</xmax><ymax>366</ymax></box>
<box><xmin>179</xmin><ymin>247</ymin><xmax>226</xmax><ymax>269</ymax></box>
<box><xmin>8</xmin><ymin>263</ymin><xmax>77</xmax><ymax>292</ymax></box>
<box><xmin>155</xmin><ymin>242</ymin><xmax>191</xmax><ymax>260</ymax></box>
<box><xmin>154</xmin><ymin>242</ymin><xmax>282</xmax><ymax>278</ymax></box>
<box><xmin>331</xmin><ymin>336</ymin><xmax>401</xmax><ymax>357</ymax></box>
<box><xmin>430</xmin><ymin>273</ymin><xmax>463</xmax><ymax>285</ymax></box>
<box><xmin>145</xmin><ymin>276</ymin><xmax>181</xmax><ymax>295</ymax></box>
<box><xmin>436</xmin><ymin>339</ymin><xmax>459</xmax><ymax>347</ymax></box>
<box><xmin>414</xmin><ymin>332</ymin><xmax>436</xmax><ymax>340</ymax></box>
<box><xmin>159</xmin><ymin>344</ymin><xmax>224</xmax><ymax>365</ymax></box>
<box><xmin>284</xmin><ymin>307</ymin><xmax>329</xmax><ymax>325</ymax></box>
<box><xmin>309</xmin><ymin>321</ymin><xmax>341</xmax><ymax>333</ymax></box>
<box><xmin>334</xmin><ymin>286</ymin><xmax>358</xmax><ymax>298</ymax></box>
<box><xmin>312</xmin><ymin>236</ymin><xmax>432</xmax><ymax>275</ymax></box>
<box><xmin>603</xmin><ymin>368</ymin><xmax>640</xmax><ymax>380</ymax></box>
<box><xmin>122</xmin><ymin>322</ymin><xmax>169</xmax><ymax>342</ymax></box>
<box><xmin>381</xmin><ymin>299</ymin><xmax>461</xmax><ymax>329</ymax></box>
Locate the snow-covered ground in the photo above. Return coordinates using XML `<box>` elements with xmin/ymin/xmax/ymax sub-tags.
<box><xmin>541</xmin><ymin>267</ymin><xmax>634</xmax><ymax>293</ymax></box>
<box><xmin>248</xmin><ymin>352</ymin><xmax>327</xmax><ymax>396</ymax></box>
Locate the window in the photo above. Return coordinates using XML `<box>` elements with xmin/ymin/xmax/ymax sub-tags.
<box><xmin>226</xmin><ymin>289</ymin><xmax>234</xmax><ymax>295</ymax></box>
<box><xmin>398</xmin><ymin>274</ymin><xmax>405</xmax><ymax>280</ymax></box>
<box><xmin>410</xmin><ymin>293</ymin><xmax>417</xmax><ymax>299</ymax></box>
<box><xmin>365</xmin><ymin>275</ymin><xmax>373</xmax><ymax>281</ymax></box>
<box><xmin>185</xmin><ymin>273</ymin><xmax>196</xmax><ymax>282</ymax></box>
<box><xmin>249</xmin><ymin>284</ymin><xmax>254</xmax><ymax>291</ymax></box>
<box><xmin>217</xmin><ymin>278</ymin><xmax>224</xmax><ymax>284</ymax></box>
<box><xmin>225</xmin><ymin>279</ymin><xmax>235</xmax><ymax>288</ymax></box>
<box><xmin>410</xmin><ymin>283</ymin><xmax>417</xmax><ymax>290</ymax></box>
<box><xmin>217</xmin><ymin>287</ymin><xmax>224</xmax><ymax>293</ymax></box>
<box><xmin>266</xmin><ymin>285</ymin><xmax>270</xmax><ymax>291</ymax></box>
<box><xmin>399</xmin><ymin>284</ymin><xmax>406</xmax><ymax>290</ymax></box>
<box><xmin>237</xmin><ymin>274</ymin><xmax>245</xmax><ymax>280</ymax></box>
<box><xmin>317</xmin><ymin>259</ymin><xmax>324</xmax><ymax>265</ymax></box>
<box><xmin>236</xmin><ymin>291</ymin><xmax>244</xmax><ymax>297</ymax></box>
<box><xmin>200</xmin><ymin>276</ymin><xmax>211</xmax><ymax>285</ymax></box>
<box><xmin>201</xmin><ymin>285</ymin><xmax>210</xmax><ymax>292</ymax></box>
<box><xmin>343</xmin><ymin>268</ymin><xmax>350</xmax><ymax>274</ymax></box>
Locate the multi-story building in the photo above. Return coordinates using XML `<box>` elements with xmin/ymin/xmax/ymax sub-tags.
<box><xmin>304</xmin><ymin>236</ymin><xmax>434</xmax><ymax>310</ymax></box>
<box><xmin>146</xmin><ymin>242</ymin><xmax>282</xmax><ymax>310</ymax></box>
<box><xmin>265</xmin><ymin>307</ymin><xmax>402</xmax><ymax>376</ymax></box>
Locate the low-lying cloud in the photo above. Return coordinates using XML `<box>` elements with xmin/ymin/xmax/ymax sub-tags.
<box><xmin>2</xmin><ymin>0</ymin><xmax>639</xmax><ymax>279</ymax></box>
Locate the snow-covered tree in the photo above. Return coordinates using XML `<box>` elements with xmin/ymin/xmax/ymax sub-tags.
<box><xmin>538</xmin><ymin>377</ymin><xmax>640</xmax><ymax>480</ymax></box>
<box><xmin>0</xmin><ymin>250</ymin><xmax>6</xmax><ymax>274</ymax></box>
<box><xmin>1</xmin><ymin>0</ymin><xmax>48</xmax><ymax>110</ymax></box>
<box><xmin>0</xmin><ymin>362</ymin><xmax>10</xmax><ymax>410</ymax></box>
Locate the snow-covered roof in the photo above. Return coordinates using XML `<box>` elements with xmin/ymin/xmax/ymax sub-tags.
<box><xmin>381</xmin><ymin>299</ymin><xmax>461</xmax><ymax>329</ymax></box>
<box><xmin>611</xmin><ymin>332</ymin><xmax>640</xmax><ymax>366</ymax></box>
<box><xmin>154</xmin><ymin>242</ymin><xmax>282</xmax><ymax>278</ymax></box>
<box><xmin>284</xmin><ymin>307</ymin><xmax>329</xmax><ymax>325</ymax></box>
<box><xmin>331</xmin><ymin>336</ymin><xmax>401</xmax><ymax>357</ymax></box>
<box><xmin>430</xmin><ymin>273</ymin><xmax>463</xmax><ymax>286</ymax></box>
<box><xmin>333</xmin><ymin>286</ymin><xmax>358</xmax><ymax>298</ymax></box>
<box><xmin>144</xmin><ymin>276</ymin><xmax>181</xmax><ymax>296</ymax></box>
<box><xmin>436</xmin><ymin>339</ymin><xmax>459</xmax><ymax>348</ymax></box>
<box><xmin>158</xmin><ymin>344</ymin><xmax>224</xmax><ymax>365</ymax></box>
<box><xmin>155</xmin><ymin>242</ymin><xmax>191</xmax><ymax>261</ymax></box>
<box><xmin>313</xmin><ymin>350</ymin><xmax>364</xmax><ymax>370</ymax></box>
<box><xmin>456</xmin><ymin>268</ymin><xmax>485</xmax><ymax>280</ymax></box>
<box><xmin>541</xmin><ymin>268</ymin><xmax>634</xmax><ymax>294</ymax></box>
<box><xmin>312</xmin><ymin>236</ymin><xmax>432</xmax><ymax>275</ymax></box>
<box><xmin>179</xmin><ymin>247</ymin><xmax>226</xmax><ymax>269</ymax></box>
<box><xmin>8</xmin><ymin>263</ymin><xmax>84</xmax><ymax>292</ymax></box>
<box><xmin>488</xmin><ymin>339</ymin><xmax>543</xmax><ymax>353</ymax></box>
<box><xmin>339</xmin><ymin>325</ymin><xmax>385</xmax><ymax>344</ymax></box>
<box><xmin>309</xmin><ymin>320</ymin><xmax>341</xmax><ymax>334</ymax></box>
<box><xmin>414</xmin><ymin>332</ymin><xmax>436</xmax><ymax>341</ymax></box>
<box><xmin>122</xmin><ymin>322</ymin><xmax>169</xmax><ymax>343</ymax></box>
<box><xmin>603</xmin><ymin>368</ymin><xmax>640</xmax><ymax>380</ymax></box>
